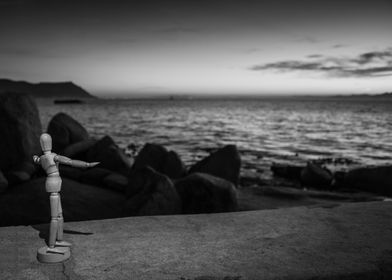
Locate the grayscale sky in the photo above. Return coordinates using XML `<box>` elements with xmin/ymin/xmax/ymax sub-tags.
<box><xmin>0</xmin><ymin>0</ymin><xmax>391</xmax><ymax>96</ymax></box>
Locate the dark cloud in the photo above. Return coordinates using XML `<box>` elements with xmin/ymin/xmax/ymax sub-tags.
<box><xmin>250</xmin><ymin>48</ymin><xmax>392</xmax><ymax>77</ymax></box>
<box><xmin>307</xmin><ymin>54</ymin><xmax>324</xmax><ymax>58</ymax></box>
<box><xmin>352</xmin><ymin>50</ymin><xmax>392</xmax><ymax>65</ymax></box>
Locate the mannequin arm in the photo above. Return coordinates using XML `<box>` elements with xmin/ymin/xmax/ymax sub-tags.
<box><xmin>54</xmin><ymin>155</ymin><xmax>99</xmax><ymax>169</ymax></box>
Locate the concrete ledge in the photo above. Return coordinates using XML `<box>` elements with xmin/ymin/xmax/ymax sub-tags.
<box><xmin>1</xmin><ymin>201</ymin><xmax>392</xmax><ymax>279</ymax></box>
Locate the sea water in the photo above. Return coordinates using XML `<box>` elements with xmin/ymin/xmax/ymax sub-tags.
<box><xmin>36</xmin><ymin>97</ymin><xmax>392</xmax><ymax>176</ymax></box>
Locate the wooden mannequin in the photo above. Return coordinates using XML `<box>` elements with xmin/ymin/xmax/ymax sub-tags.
<box><xmin>33</xmin><ymin>133</ymin><xmax>99</xmax><ymax>263</ymax></box>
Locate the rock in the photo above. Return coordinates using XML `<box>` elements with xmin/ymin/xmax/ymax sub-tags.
<box><xmin>79</xmin><ymin>167</ymin><xmax>112</xmax><ymax>186</ymax></box>
<box><xmin>188</xmin><ymin>145</ymin><xmax>241</xmax><ymax>186</ymax></box>
<box><xmin>5</xmin><ymin>171</ymin><xmax>31</xmax><ymax>186</ymax></box>
<box><xmin>5</xmin><ymin>161</ymin><xmax>37</xmax><ymax>186</ymax></box>
<box><xmin>132</xmin><ymin>143</ymin><xmax>186</xmax><ymax>179</ymax></box>
<box><xmin>344</xmin><ymin>165</ymin><xmax>392</xmax><ymax>196</ymax></box>
<box><xmin>62</xmin><ymin>139</ymin><xmax>97</xmax><ymax>159</ymax></box>
<box><xmin>163</xmin><ymin>151</ymin><xmax>187</xmax><ymax>179</ymax></box>
<box><xmin>47</xmin><ymin>112</ymin><xmax>89</xmax><ymax>152</ymax></box>
<box><xmin>103</xmin><ymin>173</ymin><xmax>128</xmax><ymax>193</ymax></box>
<box><xmin>0</xmin><ymin>92</ymin><xmax>42</xmax><ymax>172</ymax></box>
<box><xmin>124</xmin><ymin>167</ymin><xmax>181</xmax><ymax>216</ymax></box>
<box><xmin>300</xmin><ymin>162</ymin><xmax>333</xmax><ymax>189</ymax></box>
<box><xmin>59</xmin><ymin>165</ymin><xmax>84</xmax><ymax>181</ymax></box>
<box><xmin>271</xmin><ymin>163</ymin><xmax>304</xmax><ymax>180</ymax></box>
<box><xmin>0</xmin><ymin>177</ymin><xmax>126</xmax><ymax>227</ymax></box>
<box><xmin>0</xmin><ymin>170</ymin><xmax>8</xmax><ymax>194</ymax></box>
<box><xmin>133</xmin><ymin>143</ymin><xmax>167</xmax><ymax>170</ymax></box>
<box><xmin>240</xmin><ymin>170</ymin><xmax>266</xmax><ymax>187</ymax></box>
<box><xmin>175</xmin><ymin>173</ymin><xmax>238</xmax><ymax>214</ymax></box>
<box><xmin>86</xmin><ymin>136</ymin><xmax>132</xmax><ymax>175</ymax></box>
<box><xmin>13</xmin><ymin>161</ymin><xmax>37</xmax><ymax>176</ymax></box>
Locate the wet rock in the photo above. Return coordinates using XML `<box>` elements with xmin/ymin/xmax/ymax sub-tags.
<box><xmin>47</xmin><ymin>112</ymin><xmax>89</xmax><ymax>152</ymax></box>
<box><xmin>79</xmin><ymin>167</ymin><xmax>112</xmax><ymax>186</ymax></box>
<box><xmin>271</xmin><ymin>163</ymin><xmax>303</xmax><ymax>180</ymax></box>
<box><xmin>62</xmin><ymin>139</ymin><xmax>97</xmax><ymax>159</ymax></box>
<box><xmin>240</xmin><ymin>170</ymin><xmax>266</xmax><ymax>187</ymax></box>
<box><xmin>86</xmin><ymin>136</ymin><xmax>132</xmax><ymax>175</ymax></box>
<box><xmin>124</xmin><ymin>166</ymin><xmax>181</xmax><ymax>216</ymax></box>
<box><xmin>0</xmin><ymin>170</ymin><xmax>8</xmax><ymax>194</ymax></box>
<box><xmin>188</xmin><ymin>145</ymin><xmax>241</xmax><ymax>186</ymax></box>
<box><xmin>344</xmin><ymin>165</ymin><xmax>392</xmax><ymax>196</ymax></box>
<box><xmin>103</xmin><ymin>173</ymin><xmax>128</xmax><ymax>193</ymax></box>
<box><xmin>132</xmin><ymin>143</ymin><xmax>186</xmax><ymax>179</ymax></box>
<box><xmin>0</xmin><ymin>177</ymin><xmax>126</xmax><ymax>227</ymax></box>
<box><xmin>0</xmin><ymin>92</ymin><xmax>42</xmax><ymax>172</ymax></box>
<box><xmin>175</xmin><ymin>173</ymin><xmax>238</xmax><ymax>214</ymax></box>
<box><xmin>301</xmin><ymin>162</ymin><xmax>333</xmax><ymax>189</ymax></box>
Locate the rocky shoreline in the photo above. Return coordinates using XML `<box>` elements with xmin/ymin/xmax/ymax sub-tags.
<box><xmin>0</xmin><ymin>92</ymin><xmax>390</xmax><ymax>227</ymax></box>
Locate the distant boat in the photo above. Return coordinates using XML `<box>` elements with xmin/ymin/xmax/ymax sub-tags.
<box><xmin>54</xmin><ymin>99</ymin><xmax>84</xmax><ymax>104</ymax></box>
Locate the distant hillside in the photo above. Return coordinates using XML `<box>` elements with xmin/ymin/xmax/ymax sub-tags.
<box><xmin>0</xmin><ymin>78</ymin><xmax>95</xmax><ymax>98</ymax></box>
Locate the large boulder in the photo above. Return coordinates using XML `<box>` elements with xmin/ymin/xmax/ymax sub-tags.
<box><xmin>59</xmin><ymin>165</ymin><xmax>84</xmax><ymax>181</ymax></box>
<box><xmin>0</xmin><ymin>177</ymin><xmax>126</xmax><ymax>227</ymax></box>
<box><xmin>300</xmin><ymin>162</ymin><xmax>333</xmax><ymax>189</ymax></box>
<box><xmin>124</xmin><ymin>167</ymin><xmax>181</xmax><ymax>216</ymax></box>
<box><xmin>132</xmin><ymin>143</ymin><xmax>186</xmax><ymax>179</ymax></box>
<box><xmin>175</xmin><ymin>173</ymin><xmax>238</xmax><ymax>214</ymax></box>
<box><xmin>62</xmin><ymin>138</ymin><xmax>97</xmax><ymax>159</ymax></box>
<box><xmin>47</xmin><ymin>112</ymin><xmax>89</xmax><ymax>152</ymax></box>
<box><xmin>188</xmin><ymin>145</ymin><xmax>241</xmax><ymax>186</ymax></box>
<box><xmin>86</xmin><ymin>135</ymin><xmax>132</xmax><ymax>175</ymax></box>
<box><xmin>79</xmin><ymin>167</ymin><xmax>112</xmax><ymax>186</ymax></box>
<box><xmin>103</xmin><ymin>173</ymin><xmax>128</xmax><ymax>193</ymax></box>
<box><xmin>344</xmin><ymin>165</ymin><xmax>392</xmax><ymax>196</ymax></box>
<box><xmin>5</xmin><ymin>161</ymin><xmax>37</xmax><ymax>186</ymax></box>
<box><xmin>0</xmin><ymin>92</ymin><xmax>42</xmax><ymax>172</ymax></box>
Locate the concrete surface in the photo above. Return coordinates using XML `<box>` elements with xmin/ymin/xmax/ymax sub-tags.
<box><xmin>1</xmin><ymin>201</ymin><xmax>392</xmax><ymax>280</ymax></box>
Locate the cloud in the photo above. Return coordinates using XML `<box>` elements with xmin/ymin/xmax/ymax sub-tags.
<box><xmin>352</xmin><ymin>50</ymin><xmax>392</xmax><ymax>65</ymax></box>
<box><xmin>249</xmin><ymin>48</ymin><xmax>392</xmax><ymax>78</ymax></box>
<box><xmin>307</xmin><ymin>54</ymin><xmax>323</xmax><ymax>59</ymax></box>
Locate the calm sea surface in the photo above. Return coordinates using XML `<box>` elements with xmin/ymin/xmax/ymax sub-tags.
<box><xmin>37</xmin><ymin>97</ymin><xmax>392</xmax><ymax>176</ymax></box>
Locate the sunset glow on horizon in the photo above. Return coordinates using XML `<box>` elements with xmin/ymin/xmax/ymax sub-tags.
<box><xmin>0</xmin><ymin>0</ymin><xmax>391</xmax><ymax>97</ymax></box>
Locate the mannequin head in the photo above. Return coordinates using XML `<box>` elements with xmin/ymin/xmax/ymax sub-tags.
<box><xmin>40</xmin><ymin>133</ymin><xmax>52</xmax><ymax>153</ymax></box>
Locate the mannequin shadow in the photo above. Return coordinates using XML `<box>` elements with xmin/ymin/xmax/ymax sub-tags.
<box><xmin>32</xmin><ymin>224</ymin><xmax>94</xmax><ymax>244</ymax></box>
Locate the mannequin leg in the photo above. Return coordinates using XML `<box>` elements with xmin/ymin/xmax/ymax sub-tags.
<box><xmin>56</xmin><ymin>195</ymin><xmax>71</xmax><ymax>247</ymax></box>
<box><xmin>57</xmin><ymin>194</ymin><xmax>63</xmax><ymax>241</ymax></box>
<box><xmin>48</xmin><ymin>193</ymin><xmax>59</xmax><ymax>248</ymax></box>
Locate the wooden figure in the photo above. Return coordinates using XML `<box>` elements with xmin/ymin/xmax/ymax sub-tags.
<box><xmin>33</xmin><ymin>133</ymin><xmax>99</xmax><ymax>263</ymax></box>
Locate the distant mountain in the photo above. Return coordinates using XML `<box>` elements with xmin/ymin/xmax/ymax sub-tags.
<box><xmin>0</xmin><ymin>78</ymin><xmax>95</xmax><ymax>98</ymax></box>
<box><xmin>331</xmin><ymin>92</ymin><xmax>392</xmax><ymax>98</ymax></box>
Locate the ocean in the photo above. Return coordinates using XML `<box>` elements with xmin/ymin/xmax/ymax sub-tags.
<box><xmin>36</xmin><ymin>97</ymin><xmax>392</xmax><ymax>179</ymax></box>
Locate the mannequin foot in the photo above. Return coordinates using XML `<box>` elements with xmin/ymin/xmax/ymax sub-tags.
<box><xmin>56</xmin><ymin>240</ymin><xmax>72</xmax><ymax>247</ymax></box>
<box><xmin>46</xmin><ymin>246</ymin><xmax>69</xmax><ymax>255</ymax></box>
<box><xmin>38</xmin><ymin>246</ymin><xmax>70</xmax><ymax>263</ymax></box>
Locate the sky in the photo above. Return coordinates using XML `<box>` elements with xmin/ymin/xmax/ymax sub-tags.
<box><xmin>0</xmin><ymin>0</ymin><xmax>391</xmax><ymax>97</ymax></box>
